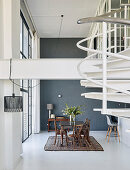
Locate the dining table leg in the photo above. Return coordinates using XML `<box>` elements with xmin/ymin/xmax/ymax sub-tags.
<box><xmin>60</xmin><ymin>125</ymin><xmax>64</xmax><ymax>146</ymax></box>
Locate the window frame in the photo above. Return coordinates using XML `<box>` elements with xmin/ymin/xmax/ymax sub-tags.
<box><xmin>20</xmin><ymin>11</ymin><xmax>32</xmax><ymax>143</ymax></box>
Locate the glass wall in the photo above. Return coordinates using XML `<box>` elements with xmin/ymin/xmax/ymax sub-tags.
<box><xmin>20</xmin><ymin>11</ymin><xmax>32</xmax><ymax>142</ymax></box>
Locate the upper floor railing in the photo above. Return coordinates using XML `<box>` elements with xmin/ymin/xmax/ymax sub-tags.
<box><xmin>88</xmin><ymin>0</ymin><xmax>111</xmax><ymax>38</ymax></box>
<box><xmin>77</xmin><ymin>4</ymin><xmax>130</xmax><ymax>114</ymax></box>
<box><xmin>83</xmin><ymin>4</ymin><xmax>130</xmax><ymax>59</ymax></box>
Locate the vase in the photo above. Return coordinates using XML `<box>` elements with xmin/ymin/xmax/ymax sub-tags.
<box><xmin>73</xmin><ymin>116</ymin><xmax>76</xmax><ymax>125</ymax></box>
<box><xmin>70</xmin><ymin>115</ymin><xmax>72</xmax><ymax>123</ymax></box>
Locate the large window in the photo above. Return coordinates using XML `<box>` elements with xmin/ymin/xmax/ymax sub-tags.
<box><xmin>20</xmin><ymin>11</ymin><xmax>32</xmax><ymax>142</ymax></box>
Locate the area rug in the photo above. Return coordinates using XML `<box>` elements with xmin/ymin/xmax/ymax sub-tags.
<box><xmin>44</xmin><ymin>136</ymin><xmax>104</xmax><ymax>151</ymax></box>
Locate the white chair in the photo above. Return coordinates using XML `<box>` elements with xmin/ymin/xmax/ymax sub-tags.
<box><xmin>106</xmin><ymin>115</ymin><xmax>120</xmax><ymax>143</ymax></box>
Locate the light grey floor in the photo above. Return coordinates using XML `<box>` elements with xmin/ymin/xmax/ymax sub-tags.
<box><xmin>15</xmin><ymin>131</ymin><xmax>130</xmax><ymax>170</ymax></box>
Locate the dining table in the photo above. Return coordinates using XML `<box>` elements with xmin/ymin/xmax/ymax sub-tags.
<box><xmin>60</xmin><ymin>121</ymin><xmax>84</xmax><ymax>146</ymax></box>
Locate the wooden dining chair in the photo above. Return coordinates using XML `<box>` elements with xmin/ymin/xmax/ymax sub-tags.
<box><xmin>76</xmin><ymin>118</ymin><xmax>91</xmax><ymax>147</ymax></box>
<box><xmin>54</xmin><ymin>119</ymin><xmax>68</xmax><ymax>145</ymax></box>
<box><xmin>73</xmin><ymin>125</ymin><xmax>83</xmax><ymax>148</ymax></box>
<box><xmin>84</xmin><ymin>118</ymin><xmax>90</xmax><ymax>133</ymax></box>
<box><xmin>81</xmin><ymin>123</ymin><xmax>91</xmax><ymax>146</ymax></box>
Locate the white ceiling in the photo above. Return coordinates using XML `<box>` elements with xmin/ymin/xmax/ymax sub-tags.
<box><xmin>26</xmin><ymin>0</ymin><xmax>100</xmax><ymax>38</ymax></box>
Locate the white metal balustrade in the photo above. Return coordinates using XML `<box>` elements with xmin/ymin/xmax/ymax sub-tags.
<box><xmin>87</xmin><ymin>3</ymin><xmax>130</xmax><ymax>59</ymax></box>
<box><xmin>77</xmin><ymin>4</ymin><xmax>130</xmax><ymax>118</ymax></box>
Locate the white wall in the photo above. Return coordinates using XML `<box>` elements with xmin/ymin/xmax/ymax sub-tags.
<box><xmin>4</xmin><ymin>81</ymin><xmax>22</xmax><ymax>170</ymax></box>
<box><xmin>120</xmin><ymin>118</ymin><xmax>130</xmax><ymax>147</ymax></box>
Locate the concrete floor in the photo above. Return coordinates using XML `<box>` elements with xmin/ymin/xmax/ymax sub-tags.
<box><xmin>15</xmin><ymin>131</ymin><xmax>130</xmax><ymax>170</ymax></box>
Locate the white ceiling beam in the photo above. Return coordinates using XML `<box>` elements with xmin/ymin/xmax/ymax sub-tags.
<box><xmin>0</xmin><ymin>58</ymin><xmax>84</xmax><ymax>80</ymax></box>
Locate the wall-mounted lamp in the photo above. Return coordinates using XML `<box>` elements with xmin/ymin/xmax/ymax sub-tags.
<box><xmin>47</xmin><ymin>104</ymin><xmax>53</xmax><ymax>118</ymax></box>
<box><xmin>58</xmin><ymin>94</ymin><xmax>62</xmax><ymax>98</ymax></box>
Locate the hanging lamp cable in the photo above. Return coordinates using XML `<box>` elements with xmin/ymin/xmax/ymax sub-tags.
<box><xmin>9</xmin><ymin>58</ymin><xmax>12</xmax><ymax>80</ymax></box>
<box><xmin>59</xmin><ymin>15</ymin><xmax>64</xmax><ymax>37</ymax></box>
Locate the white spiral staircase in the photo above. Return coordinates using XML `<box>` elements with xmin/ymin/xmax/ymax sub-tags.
<box><xmin>77</xmin><ymin>4</ymin><xmax>130</xmax><ymax>118</ymax></box>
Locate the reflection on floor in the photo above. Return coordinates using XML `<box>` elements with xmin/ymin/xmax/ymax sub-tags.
<box><xmin>15</xmin><ymin>131</ymin><xmax>130</xmax><ymax>170</ymax></box>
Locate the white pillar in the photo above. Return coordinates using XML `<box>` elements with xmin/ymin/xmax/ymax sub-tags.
<box><xmin>0</xmin><ymin>0</ymin><xmax>22</xmax><ymax>170</ymax></box>
<box><xmin>0</xmin><ymin>0</ymin><xmax>5</xmax><ymax>169</ymax></box>
<box><xmin>32</xmin><ymin>33</ymin><xmax>40</xmax><ymax>134</ymax></box>
<box><xmin>102</xmin><ymin>22</ymin><xmax>107</xmax><ymax>114</ymax></box>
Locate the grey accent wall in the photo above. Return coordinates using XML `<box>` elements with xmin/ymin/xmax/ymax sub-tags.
<box><xmin>40</xmin><ymin>80</ymin><xmax>126</xmax><ymax>131</ymax></box>
<box><xmin>40</xmin><ymin>38</ymin><xmax>129</xmax><ymax>131</ymax></box>
<box><xmin>40</xmin><ymin>38</ymin><xmax>86</xmax><ymax>58</ymax></box>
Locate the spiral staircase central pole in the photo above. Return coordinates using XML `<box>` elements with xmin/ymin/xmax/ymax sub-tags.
<box><xmin>102</xmin><ymin>22</ymin><xmax>107</xmax><ymax>114</ymax></box>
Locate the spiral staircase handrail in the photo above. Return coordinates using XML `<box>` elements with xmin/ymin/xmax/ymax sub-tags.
<box><xmin>77</xmin><ymin>17</ymin><xmax>130</xmax><ymax>26</ymax></box>
<box><xmin>77</xmin><ymin>12</ymin><xmax>130</xmax><ymax>96</ymax></box>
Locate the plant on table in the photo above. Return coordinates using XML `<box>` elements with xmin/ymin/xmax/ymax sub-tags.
<box><xmin>62</xmin><ymin>104</ymin><xmax>84</xmax><ymax>122</ymax></box>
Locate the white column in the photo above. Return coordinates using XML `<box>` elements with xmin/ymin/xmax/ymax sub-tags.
<box><xmin>32</xmin><ymin>80</ymin><xmax>40</xmax><ymax>133</ymax></box>
<box><xmin>32</xmin><ymin>33</ymin><xmax>40</xmax><ymax>134</ymax></box>
<box><xmin>102</xmin><ymin>22</ymin><xmax>107</xmax><ymax>114</ymax></box>
<box><xmin>0</xmin><ymin>0</ymin><xmax>5</xmax><ymax>169</ymax></box>
<box><xmin>1</xmin><ymin>0</ymin><xmax>22</xmax><ymax>170</ymax></box>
